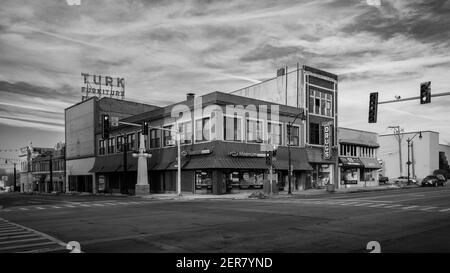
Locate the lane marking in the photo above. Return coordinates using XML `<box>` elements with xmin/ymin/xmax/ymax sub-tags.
<box><xmin>18</xmin><ymin>208</ymin><xmax>29</xmax><ymax>211</ymax></box>
<box><xmin>52</xmin><ymin>206</ymin><xmax>62</xmax><ymax>209</ymax></box>
<box><xmin>439</xmin><ymin>208</ymin><xmax>450</xmax><ymax>212</ymax></box>
<box><xmin>35</xmin><ymin>207</ymin><xmax>45</xmax><ymax>210</ymax></box>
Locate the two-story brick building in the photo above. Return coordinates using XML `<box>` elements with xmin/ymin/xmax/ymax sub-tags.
<box><xmin>65</xmin><ymin>65</ymin><xmax>339</xmax><ymax>195</ymax></box>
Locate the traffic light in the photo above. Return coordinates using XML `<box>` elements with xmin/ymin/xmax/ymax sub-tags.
<box><xmin>420</xmin><ymin>81</ymin><xmax>431</xmax><ymax>104</ymax></box>
<box><xmin>142</xmin><ymin>121</ymin><xmax>149</xmax><ymax>135</ymax></box>
<box><xmin>272</xmin><ymin>148</ymin><xmax>277</xmax><ymax>158</ymax></box>
<box><xmin>102</xmin><ymin>114</ymin><xmax>110</xmax><ymax>139</ymax></box>
<box><xmin>368</xmin><ymin>92</ymin><xmax>378</xmax><ymax>123</ymax></box>
<box><xmin>265</xmin><ymin>151</ymin><xmax>272</xmax><ymax>166</ymax></box>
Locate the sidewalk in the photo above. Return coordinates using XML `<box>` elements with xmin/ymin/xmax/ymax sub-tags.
<box><xmin>136</xmin><ymin>183</ymin><xmax>421</xmax><ymax>201</ymax></box>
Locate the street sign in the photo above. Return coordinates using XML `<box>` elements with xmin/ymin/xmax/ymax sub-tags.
<box><xmin>111</xmin><ymin>116</ymin><xmax>119</xmax><ymax>127</ymax></box>
<box><xmin>260</xmin><ymin>143</ymin><xmax>276</xmax><ymax>152</ymax></box>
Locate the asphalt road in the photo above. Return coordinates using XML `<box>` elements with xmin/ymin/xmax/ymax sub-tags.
<box><xmin>1</xmin><ymin>186</ymin><xmax>450</xmax><ymax>253</ymax></box>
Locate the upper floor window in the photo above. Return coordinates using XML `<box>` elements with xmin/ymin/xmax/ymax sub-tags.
<box><xmin>224</xmin><ymin>116</ymin><xmax>242</xmax><ymax>142</ymax></box>
<box><xmin>107</xmin><ymin>138</ymin><xmax>115</xmax><ymax>154</ymax></box>
<box><xmin>178</xmin><ymin>121</ymin><xmax>192</xmax><ymax>145</ymax></box>
<box><xmin>98</xmin><ymin>139</ymin><xmax>105</xmax><ymax>155</ymax></box>
<box><xmin>116</xmin><ymin>136</ymin><xmax>124</xmax><ymax>152</ymax></box>
<box><xmin>268</xmin><ymin>122</ymin><xmax>282</xmax><ymax>145</ymax></box>
<box><xmin>309</xmin><ymin>88</ymin><xmax>333</xmax><ymax>117</ymax></box>
<box><xmin>149</xmin><ymin>129</ymin><xmax>161</xmax><ymax>148</ymax></box>
<box><xmin>246</xmin><ymin>119</ymin><xmax>264</xmax><ymax>143</ymax></box>
<box><xmin>163</xmin><ymin>125</ymin><xmax>175</xmax><ymax>147</ymax></box>
<box><xmin>127</xmin><ymin>133</ymin><xmax>136</xmax><ymax>151</ymax></box>
<box><xmin>287</xmin><ymin>125</ymin><xmax>300</xmax><ymax>146</ymax></box>
<box><xmin>195</xmin><ymin>117</ymin><xmax>211</xmax><ymax>143</ymax></box>
<box><xmin>309</xmin><ymin>122</ymin><xmax>320</xmax><ymax>145</ymax></box>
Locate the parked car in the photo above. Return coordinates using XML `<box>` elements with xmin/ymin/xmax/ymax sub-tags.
<box><xmin>379</xmin><ymin>175</ymin><xmax>389</xmax><ymax>184</ymax></box>
<box><xmin>392</xmin><ymin>176</ymin><xmax>417</xmax><ymax>184</ymax></box>
<box><xmin>421</xmin><ymin>175</ymin><xmax>446</xmax><ymax>187</ymax></box>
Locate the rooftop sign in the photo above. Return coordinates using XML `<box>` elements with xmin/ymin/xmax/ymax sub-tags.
<box><xmin>81</xmin><ymin>73</ymin><xmax>125</xmax><ymax>101</ymax></box>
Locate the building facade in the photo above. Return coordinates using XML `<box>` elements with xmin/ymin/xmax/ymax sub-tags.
<box><xmin>232</xmin><ymin>65</ymin><xmax>339</xmax><ymax>188</ymax></box>
<box><xmin>337</xmin><ymin>127</ymin><xmax>381</xmax><ymax>188</ymax></box>
<box><xmin>30</xmin><ymin>144</ymin><xmax>66</xmax><ymax>193</ymax></box>
<box><xmin>65</xmin><ymin>97</ymin><xmax>159</xmax><ymax>193</ymax></box>
<box><xmin>379</xmin><ymin>131</ymin><xmax>450</xmax><ymax>181</ymax></box>
<box><xmin>65</xmin><ymin>65</ymin><xmax>339</xmax><ymax>195</ymax></box>
<box><xmin>19</xmin><ymin>145</ymin><xmax>56</xmax><ymax>193</ymax></box>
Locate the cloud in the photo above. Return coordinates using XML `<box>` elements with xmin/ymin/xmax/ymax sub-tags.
<box><xmin>0</xmin><ymin>0</ymin><xmax>449</xmax><ymax>146</ymax></box>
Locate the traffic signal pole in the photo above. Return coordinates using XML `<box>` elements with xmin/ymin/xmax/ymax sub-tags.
<box><xmin>378</xmin><ymin>92</ymin><xmax>450</xmax><ymax>105</ymax></box>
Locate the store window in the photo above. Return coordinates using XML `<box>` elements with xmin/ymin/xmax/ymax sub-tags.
<box><xmin>127</xmin><ymin>133</ymin><xmax>136</xmax><ymax>150</ymax></box>
<box><xmin>287</xmin><ymin>125</ymin><xmax>300</xmax><ymax>146</ymax></box>
<box><xmin>163</xmin><ymin>125</ymin><xmax>174</xmax><ymax>147</ymax></box>
<box><xmin>195</xmin><ymin>170</ymin><xmax>212</xmax><ymax>189</ymax></box>
<box><xmin>195</xmin><ymin>117</ymin><xmax>211</xmax><ymax>142</ymax></box>
<box><xmin>98</xmin><ymin>139</ymin><xmax>105</xmax><ymax>155</ymax></box>
<box><xmin>149</xmin><ymin>129</ymin><xmax>161</xmax><ymax>148</ymax></box>
<box><xmin>107</xmin><ymin>138</ymin><xmax>115</xmax><ymax>154</ymax></box>
<box><xmin>239</xmin><ymin>171</ymin><xmax>265</xmax><ymax>189</ymax></box>
<box><xmin>246</xmin><ymin>119</ymin><xmax>264</xmax><ymax>143</ymax></box>
<box><xmin>223</xmin><ymin>116</ymin><xmax>242</xmax><ymax>141</ymax></box>
<box><xmin>178</xmin><ymin>121</ymin><xmax>192</xmax><ymax>145</ymax></box>
<box><xmin>268</xmin><ymin>122</ymin><xmax>282</xmax><ymax>145</ymax></box>
<box><xmin>341</xmin><ymin>168</ymin><xmax>358</xmax><ymax>184</ymax></box>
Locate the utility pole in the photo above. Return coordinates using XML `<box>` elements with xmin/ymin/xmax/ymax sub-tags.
<box><xmin>123</xmin><ymin>135</ymin><xmax>128</xmax><ymax>194</ymax></box>
<box><xmin>388</xmin><ymin>126</ymin><xmax>403</xmax><ymax>176</ymax></box>
<box><xmin>13</xmin><ymin>162</ymin><xmax>17</xmax><ymax>192</ymax></box>
<box><xmin>49</xmin><ymin>153</ymin><xmax>53</xmax><ymax>192</ymax></box>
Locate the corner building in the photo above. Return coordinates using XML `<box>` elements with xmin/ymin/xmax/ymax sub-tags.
<box><xmin>85</xmin><ymin>66</ymin><xmax>339</xmax><ymax>194</ymax></box>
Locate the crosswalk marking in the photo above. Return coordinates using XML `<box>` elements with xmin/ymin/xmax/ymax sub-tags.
<box><xmin>353</xmin><ymin>203</ymin><xmax>374</xmax><ymax>206</ymax></box>
<box><xmin>402</xmin><ymin>206</ymin><xmax>419</xmax><ymax>210</ymax></box>
<box><xmin>368</xmin><ymin>204</ymin><xmax>388</xmax><ymax>207</ymax></box>
<box><xmin>383</xmin><ymin>204</ymin><xmax>402</xmax><ymax>208</ymax></box>
<box><xmin>0</xmin><ymin>217</ymin><xmax>67</xmax><ymax>253</ymax></box>
<box><xmin>420</xmin><ymin>207</ymin><xmax>438</xmax><ymax>211</ymax></box>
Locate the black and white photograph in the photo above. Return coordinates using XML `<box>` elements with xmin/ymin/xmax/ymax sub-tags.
<box><xmin>0</xmin><ymin>0</ymin><xmax>450</xmax><ymax>262</ymax></box>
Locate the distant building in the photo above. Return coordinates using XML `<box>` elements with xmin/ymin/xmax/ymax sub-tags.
<box><xmin>19</xmin><ymin>145</ymin><xmax>55</xmax><ymax>193</ymax></box>
<box><xmin>378</xmin><ymin>131</ymin><xmax>450</xmax><ymax>180</ymax></box>
<box><xmin>30</xmin><ymin>143</ymin><xmax>66</xmax><ymax>193</ymax></box>
<box><xmin>337</xmin><ymin>127</ymin><xmax>381</xmax><ymax>188</ymax></box>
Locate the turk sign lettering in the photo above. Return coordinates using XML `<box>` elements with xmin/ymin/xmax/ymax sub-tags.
<box><xmin>81</xmin><ymin>73</ymin><xmax>125</xmax><ymax>101</ymax></box>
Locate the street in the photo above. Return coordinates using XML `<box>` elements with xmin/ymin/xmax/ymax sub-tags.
<box><xmin>1</xmin><ymin>186</ymin><xmax>450</xmax><ymax>253</ymax></box>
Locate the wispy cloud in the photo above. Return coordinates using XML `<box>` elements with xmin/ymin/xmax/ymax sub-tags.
<box><xmin>0</xmin><ymin>0</ymin><xmax>449</xmax><ymax>146</ymax></box>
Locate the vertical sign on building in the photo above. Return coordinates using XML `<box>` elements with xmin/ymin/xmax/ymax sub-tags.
<box><xmin>322</xmin><ymin>121</ymin><xmax>332</xmax><ymax>160</ymax></box>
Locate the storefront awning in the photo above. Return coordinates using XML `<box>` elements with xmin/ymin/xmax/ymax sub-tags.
<box><xmin>89</xmin><ymin>155</ymin><xmax>122</xmax><ymax>173</ymax></box>
<box><xmin>339</xmin><ymin>157</ymin><xmax>364</xmax><ymax>168</ymax></box>
<box><xmin>359</xmin><ymin>157</ymin><xmax>382</xmax><ymax>169</ymax></box>
<box><xmin>339</xmin><ymin>139</ymin><xmax>379</xmax><ymax>148</ymax></box>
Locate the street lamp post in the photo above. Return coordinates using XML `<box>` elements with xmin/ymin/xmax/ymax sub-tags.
<box><xmin>407</xmin><ymin>132</ymin><xmax>422</xmax><ymax>185</ymax></box>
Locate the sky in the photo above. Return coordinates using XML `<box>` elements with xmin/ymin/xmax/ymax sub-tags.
<box><xmin>1</xmin><ymin>0</ymin><xmax>450</xmax><ymax>165</ymax></box>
